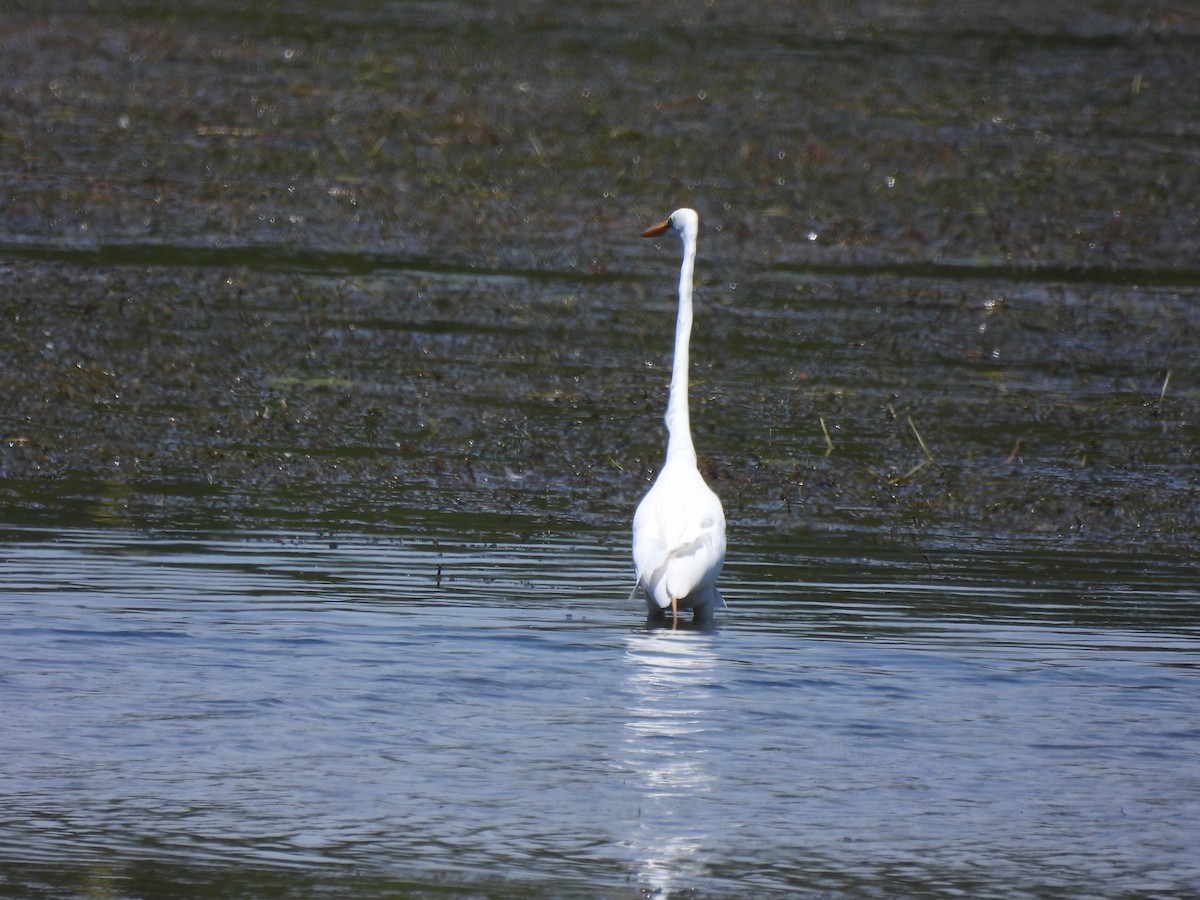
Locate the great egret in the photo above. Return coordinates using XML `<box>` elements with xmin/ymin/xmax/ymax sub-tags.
<box><xmin>630</xmin><ymin>208</ymin><xmax>727</xmax><ymax>625</ymax></box>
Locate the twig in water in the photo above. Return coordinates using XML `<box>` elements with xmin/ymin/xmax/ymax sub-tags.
<box><xmin>908</xmin><ymin>416</ymin><xmax>934</xmax><ymax>462</ymax></box>
<box><xmin>1158</xmin><ymin>369</ymin><xmax>1172</xmax><ymax>405</ymax></box>
<box><xmin>888</xmin><ymin>416</ymin><xmax>935</xmax><ymax>484</ymax></box>
<box><xmin>888</xmin><ymin>458</ymin><xmax>929</xmax><ymax>484</ymax></box>
<box><xmin>819</xmin><ymin>416</ymin><xmax>834</xmax><ymax>456</ymax></box>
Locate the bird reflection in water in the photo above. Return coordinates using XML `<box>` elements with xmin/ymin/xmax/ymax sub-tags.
<box><xmin>621</xmin><ymin>628</ymin><xmax>725</xmax><ymax>894</ymax></box>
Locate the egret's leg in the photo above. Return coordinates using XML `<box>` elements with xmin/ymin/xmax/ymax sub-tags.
<box><xmin>671</xmin><ymin>595</ymin><xmax>678</xmax><ymax>629</ymax></box>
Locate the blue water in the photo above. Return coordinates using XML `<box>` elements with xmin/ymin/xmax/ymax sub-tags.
<box><xmin>2</xmin><ymin>525</ymin><xmax>1198</xmax><ymax>898</ymax></box>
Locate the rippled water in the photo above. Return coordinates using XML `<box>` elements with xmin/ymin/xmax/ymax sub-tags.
<box><xmin>3</xmin><ymin>524</ymin><xmax>1198</xmax><ymax>898</ymax></box>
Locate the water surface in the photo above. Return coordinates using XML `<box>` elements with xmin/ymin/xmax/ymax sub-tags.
<box><xmin>2</xmin><ymin>525</ymin><xmax>1198</xmax><ymax>898</ymax></box>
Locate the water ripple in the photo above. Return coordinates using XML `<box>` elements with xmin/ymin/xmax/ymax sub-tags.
<box><xmin>2</xmin><ymin>526</ymin><xmax>1198</xmax><ymax>897</ymax></box>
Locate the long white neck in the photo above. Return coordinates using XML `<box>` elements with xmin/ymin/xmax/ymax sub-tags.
<box><xmin>664</xmin><ymin>228</ymin><xmax>697</xmax><ymax>465</ymax></box>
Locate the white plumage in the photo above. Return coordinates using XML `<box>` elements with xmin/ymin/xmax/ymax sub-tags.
<box><xmin>631</xmin><ymin>208</ymin><xmax>727</xmax><ymax>624</ymax></box>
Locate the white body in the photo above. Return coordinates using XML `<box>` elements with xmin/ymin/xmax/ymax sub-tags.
<box><xmin>631</xmin><ymin>208</ymin><xmax>727</xmax><ymax>619</ymax></box>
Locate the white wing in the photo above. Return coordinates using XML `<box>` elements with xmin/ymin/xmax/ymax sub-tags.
<box><xmin>632</xmin><ymin>462</ymin><xmax>726</xmax><ymax>610</ymax></box>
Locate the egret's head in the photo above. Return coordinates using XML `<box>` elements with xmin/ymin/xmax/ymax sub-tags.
<box><xmin>641</xmin><ymin>207</ymin><xmax>699</xmax><ymax>241</ymax></box>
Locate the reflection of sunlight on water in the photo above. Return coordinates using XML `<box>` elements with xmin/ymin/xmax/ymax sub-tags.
<box><xmin>622</xmin><ymin>629</ymin><xmax>723</xmax><ymax>894</ymax></box>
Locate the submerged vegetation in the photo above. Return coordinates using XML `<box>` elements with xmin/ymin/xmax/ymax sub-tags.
<box><xmin>0</xmin><ymin>0</ymin><xmax>1197</xmax><ymax>560</ymax></box>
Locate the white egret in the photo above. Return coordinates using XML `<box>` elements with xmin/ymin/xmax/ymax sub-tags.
<box><xmin>630</xmin><ymin>208</ymin><xmax>726</xmax><ymax>625</ymax></box>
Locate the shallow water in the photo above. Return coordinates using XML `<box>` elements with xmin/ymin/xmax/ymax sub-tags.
<box><xmin>2</xmin><ymin>524</ymin><xmax>1198</xmax><ymax>898</ymax></box>
<box><xmin>2</xmin><ymin>1</ymin><xmax>1200</xmax><ymax>897</ymax></box>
